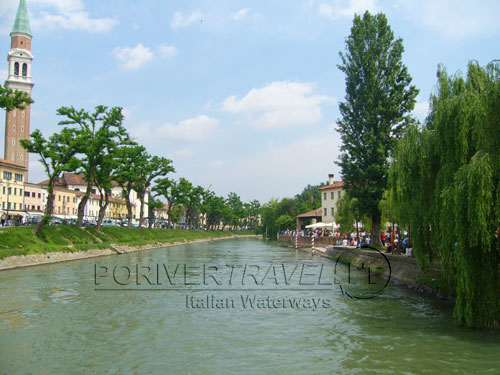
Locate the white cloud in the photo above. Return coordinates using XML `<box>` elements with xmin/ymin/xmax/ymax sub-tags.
<box><xmin>318</xmin><ymin>0</ymin><xmax>379</xmax><ymax>20</ymax></box>
<box><xmin>130</xmin><ymin>115</ymin><xmax>220</xmax><ymax>146</ymax></box>
<box><xmin>205</xmin><ymin>131</ymin><xmax>342</xmax><ymax>201</ymax></box>
<box><xmin>210</xmin><ymin>160</ymin><xmax>224</xmax><ymax>168</ymax></box>
<box><xmin>394</xmin><ymin>0</ymin><xmax>500</xmax><ymax>40</ymax></box>
<box><xmin>111</xmin><ymin>44</ymin><xmax>154</xmax><ymax>70</ymax></box>
<box><xmin>171</xmin><ymin>10</ymin><xmax>203</xmax><ymax>29</ymax></box>
<box><xmin>30</xmin><ymin>0</ymin><xmax>118</xmax><ymax>32</ymax></box>
<box><xmin>157</xmin><ymin>44</ymin><xmax>178</xmax><ymax>58</ymax></box>
<box><xmin>232</xmin><ymin>8</ymin><xmax>250</xmax><ymax>21</ymax></box>
<box><xmin>221</xmin><ymin>81</ymin><xmax>335</xmax><ymax>129</ymax></box>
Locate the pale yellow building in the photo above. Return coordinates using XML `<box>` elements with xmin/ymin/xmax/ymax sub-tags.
<box><xmin>23</xmin><ymin>182</ymin><xmax>46</xmax><ymax>213</ymax></box>
<box><xmin>320</xmin><ymin>174</ymin><xmax>345</xmax><ymax>224</ymax></box>
<box><xmin>0</xmin><ymin>158</ymin><xmax>27</xmax><ymax>221</ymax></box>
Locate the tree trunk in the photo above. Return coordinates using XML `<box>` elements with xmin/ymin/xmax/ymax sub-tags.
<box><xmin>77</xmin><ymin>179</ymin><xmax>94</xmax><ymax>228</ymax></box>
<box><xmin>35</xmin><ymin>186</ymin><xmax>55</xmax><ymax>235</ymax></box>
<box><xmin>138</xmin><ymin>192</ymin><xmax>145</xmax><ymax>228</ymax></box>
<box><xmin>124</xmin><ymin>188</ymin><xmax>133</xmax><ymax>228</ymax></box>
<box><xmin>371</xmin><ymin>212</ymin><xmax>382</xmax><ymax>247</ymax></box>
<box><xmin>96</xmin><ymin>189</ymin><xmax>110</xmax><ymax>231</ymax></box>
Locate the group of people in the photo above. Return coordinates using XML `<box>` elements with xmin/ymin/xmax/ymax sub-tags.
<box><xmin>381</xmin><ymin>229</ymin><xmax>411</xmax><ymax>254</ymax></box>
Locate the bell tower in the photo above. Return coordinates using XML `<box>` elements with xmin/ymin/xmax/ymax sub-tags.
<box><xmin>4</xmin><ymin>0</ymin><xmax>34</xmax><ymax>169</ymax></box>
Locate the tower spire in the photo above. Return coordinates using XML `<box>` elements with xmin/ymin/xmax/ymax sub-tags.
<box><xmin>11</xmin><ymin>0</ymin><xmax>32</xmax><ymax>37</ymax></box>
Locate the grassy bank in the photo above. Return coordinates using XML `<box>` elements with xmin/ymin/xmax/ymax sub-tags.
<box><xmin>0</xmin><ymin>226</ymin><xmax>256</xmax><ymax>260</ymax></box>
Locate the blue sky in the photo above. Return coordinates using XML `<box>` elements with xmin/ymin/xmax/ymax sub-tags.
<box><xmin>1</xmin><ymin>0</ymin><xmax>499</xmax><ymax>203</ymax></box>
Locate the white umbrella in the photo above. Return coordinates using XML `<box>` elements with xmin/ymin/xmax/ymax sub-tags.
<box><xmin>305</xmin><ymin>222</ymin><xmax>334</xmax><ymax>229</ymax></box>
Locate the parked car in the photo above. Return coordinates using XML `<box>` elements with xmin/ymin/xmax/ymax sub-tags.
<box><xmin>102</xmin><ymin>219</ymin><xmax>116</xmax><ymax>226</ymax></box>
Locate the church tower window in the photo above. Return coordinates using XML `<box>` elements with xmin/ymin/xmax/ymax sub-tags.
<box><xmin>22</xmin><ymin>63</ymin><xmax>27</xmax><ymax>76</ymax></box>
<box><xmin>14</xmin><ymin>62</ymin><xmax>19</xmax><ymax>75</ymax></box>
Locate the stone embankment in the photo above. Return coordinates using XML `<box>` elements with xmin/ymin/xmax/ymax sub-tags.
<box><xmin>278</xmin><ymin>235</ymin><xmax>443</xmax><ymax>295</ymax></box>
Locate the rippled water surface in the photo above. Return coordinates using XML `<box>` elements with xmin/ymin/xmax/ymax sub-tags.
<box><xmin>1</xmin><ymin>238</ymin><xmax>499</xmax><ymax>375</ymax></box>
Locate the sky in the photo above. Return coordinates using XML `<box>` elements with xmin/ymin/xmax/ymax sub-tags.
<box><xmin>0</xmin><ymin>0</ymin><xmax>499</xmax><ymax>203</ymax></box>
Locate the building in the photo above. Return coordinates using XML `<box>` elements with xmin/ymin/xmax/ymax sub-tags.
<box><xmin>319</xmin><ymin>174</ymin><xmax>345</xmax><ymax>224</ymax></box>
<box><xmin>23</xmin><ymin>182</ymin><xmax>46</xmax><ymax>213</ymax></box>
<box><xmin>4</xmin><ymin>0</ymin><xmax>33</xmax><ymax>170</ymax></box>
<box><xmin>0</xmin><ymin>157</ymin><xmax>27</xmax><ymax>220</ymax></box>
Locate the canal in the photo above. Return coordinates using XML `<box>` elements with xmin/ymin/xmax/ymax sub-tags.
<box><xmin>1</xmin><ymin>238</ymin><xmax>499</xmax><ymax>374</ymax></box>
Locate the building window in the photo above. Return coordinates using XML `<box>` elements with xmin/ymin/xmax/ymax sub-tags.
<box><xmin>331</xmin><ymin>192</ymin><xmax>334</xmax><ymax>199</ymax></box>
<box><xmin>32</xmin><ymin>192</ymin><xmax>35</xmax><ymax>197</ymax></box>
<box><xmin>7</xmin><ymin>187</ymin><xmax>11</xmax><ymax>195</ymax></box>
<box><xmin>58</xmin><ymin>195</ymin><xmax>61</xmax><ymax>201</ymax></box>
<box><xmin>338</xmin><ymin>191</ymin><xmax>341</xmax><ymax>199</ymax></box>
<box><xmin>324</xmin><ymin>208</ymin><xmax>327</xmax><ymax>216</ymax></box>
<box><xmin>331</xmin><ymin>207</ymin><xmax>334</xmax><ymax>216</ymax></box>
<box><xmin>14</xmin><ymin>62</ymin><xmax>19</xmax><ymax>75</ymax></box>
<box><xmin>20</xmin><ymin>189</ymin><xmax>22</xmax><ymax>196</ymax></box>
<box><xmin>13</xmin><ymin>203</ymin><xmax>16</xmax><ymax>210</ymax></box>
<box><xmin>38</xmin><ymin>193</ymin><xmax>41</xmax><ymax>198</ymax></box>
<box><xmin>15</xmin><ymin>173</ymin><xmax>23</xmax><ymax>182</ymax></box>
<box><xmin>25</xmin><ymin>191</ymin><xmax>30</xmax><ymax>197</ymax></box>
<box><xmin>2</xmin><ymin>187</ymin><xmax>4</xmax><ymax>194</ymax></box>
<box><xmin>22</xmin><ymin>63</ymin><xmax>27</xmax><ymax>77</ymax></box>
<box><xmin>37</xmin><ymin>206</ymin><xmax>40</xmax><ymax>211</ymax></box>
<box><xmin>3</xmin><ymin>171</ymin><xmax>12</xmax><ymax>180</ymax></box>
<box><xmin>12</xmin><ymin>125</ymin><xmax>16</xmax><ymax>131</ymax></box>
<box><xmin>2</xmin><ymin>202</ymin><xmax>4</xmax><ymax>209</ymax></box>
<box><xmin>323</xmin><ymin>192</ymin><xmax>327</xmax><ymax>200</ymax></box>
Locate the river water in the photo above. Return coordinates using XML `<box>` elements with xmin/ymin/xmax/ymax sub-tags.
<box><xmin>0</xmin><ymin>238</ymin><xmax>499</xmax><ymax>374</ymax></box>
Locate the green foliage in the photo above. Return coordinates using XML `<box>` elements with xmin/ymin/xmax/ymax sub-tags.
<box><xmin>337</xmin><ymin>11</ymin><xmax>418</xmax><ymax>244</ymax></box>
<box><xmin>20</xmin><ymin>125</ymin><xmax>83</xmax><ymax>234</ymax></box>
<box><xmin>275</xmin><ymin>214</ymin><xmax>295</xmax><ymax>231</ymax></box>
<box><xmin>0</xmin><ymin>226</ymin><xmax>255</xmax><ymax>259</ymax></box>
<box><xmin>335</xmin><ymin>193</ymin><xmax>357</xmax><ymax>234</ymax></box>
<box><xmin>0</xmin><ymin>84</ymin><xmax>33</xmax><ymax>111</ymax></box>
<box><xmin>56</xmin><ymin>105</ymin><xmax>129</xmax><ymax>228</ymax></box>
<box><xmin>390</xmin><ymin>61</ymin><xmax>500</xmax><ymax>328</ymax></box>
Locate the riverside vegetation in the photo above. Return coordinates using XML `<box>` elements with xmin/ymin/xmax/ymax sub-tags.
<box><xmin>0</xmin><ymin>226</ymin><xmax>255</xmax><ymax>260</ymax></box>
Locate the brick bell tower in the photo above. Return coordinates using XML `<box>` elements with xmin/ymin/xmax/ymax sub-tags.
<box><xmin>4</xmin><ymin>0</ymin><xmax>34</xmax><ymax>169</ymax></box>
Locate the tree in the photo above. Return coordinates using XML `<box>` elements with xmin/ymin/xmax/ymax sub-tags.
<box><xmin>153</xmin><ymin>177</ymin><xmax>191</xmax><ymax>229</ymax></box>
<box><xmin>335</xmin><ymin>193</ymin><xmax>358</xmax><ymax>237</ymax></box>
<box><xmin>275</xmin><ymin>214</ymin><xmax>295</xmax><ymax>231</ymax></box>
<box><xmin>226</xmin><ymin>192</ymin><xmax>244</xmax><ymax>229</ymax></box>
<box><xmin>114</xmin><ymin>144</ymin><xmax>146</xmax><ymax>227</ymax></box>
<box><xmin>0</xmin><ymin>84</ymin><xmax>33</xmax><ymax>111</ymax></box>
<box><xmin>390</xmin><ymin>61</ymin><xmax>500</xmax><ymax>328</ymax></box>
<box><xmin>56</xmin><ymin>105</ymin><xmax>128</xmax><ymax>228</ymax></box>
<box><xmin>336</xmin><ymin>11</ymin><xmax>418</xmax><ymax>246</ymax></box>
<box><xmin>201</xmin><ymin>192</ymin><xmax>226</xmax><ymax>230</ymax></box>
<box><xmin>20</xmin><ymin>128</ymin><xmax>81</xmax><ymax>234</ymax></box>
<box><xmin>133</xmin><ymin>154</ymin><xmax>174</xmax><ymax>228</ymax></box>
<box><xmin>147</xmin><ymin>194</ymin><xmax>165</xmax><ymax>229</ymax></box>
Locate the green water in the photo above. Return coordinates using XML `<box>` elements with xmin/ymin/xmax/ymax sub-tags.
<box><xmin>0</xmin><ymin>238</ymin><xmax>498</xmax><ymax>374</ymax></box>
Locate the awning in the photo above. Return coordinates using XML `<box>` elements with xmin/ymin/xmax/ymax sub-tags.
<box><xmin>305</xmin><ymin>222</ymin><xmax>336</xmax><ymax>229</ymax></box>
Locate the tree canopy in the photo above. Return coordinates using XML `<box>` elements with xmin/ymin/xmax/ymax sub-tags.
<box><xmin>390</xmin><ymin>61</ymin><xmax>500</xmax><ymax>329</ymax></box>
<box><xmin>337</xmin><ymin>11</ymin><xmax>418</xmax><ymax>245</ymax></box>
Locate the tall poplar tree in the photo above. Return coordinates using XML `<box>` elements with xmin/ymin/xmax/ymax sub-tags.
<box><xmin>337</xmin><ymin>11</ymin><xmax>418</xmax><ymax>246</ymax></box>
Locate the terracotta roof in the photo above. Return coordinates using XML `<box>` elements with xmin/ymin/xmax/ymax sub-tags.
<box><xmin>62</xmin><ymin>172</ymin><xmax>87</xmax><ymax>186</ymax></box>
<box><xmin>319</xmin><ymin>181</ymin><xmax>345</xmax><ymax>190</ymax></box>
<box><xmin>0</xmin><ymin>158</ymin><xmax>27</xmax><ymax>170</ymax></box>
<box><xmin>297</xmin><ymin>207</ymin><xmax>322</xmax><ymax>218</ymax></box>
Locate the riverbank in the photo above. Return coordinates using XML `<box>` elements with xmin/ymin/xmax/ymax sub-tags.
<box><xmin>277</xmin><ymin>236</ymin><xmax>454</xmax><ymax>301</ymax></box>
<box><xmin>0</xmin><ymin>226</ymin><xmax>259</xmax><ymax>271</ymax></box>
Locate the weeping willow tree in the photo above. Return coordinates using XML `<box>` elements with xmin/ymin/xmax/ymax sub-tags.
<box><xmin>390</xmin><ymin>61</ymin><xmax>500</xmax><ymax>329</ymax></box>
